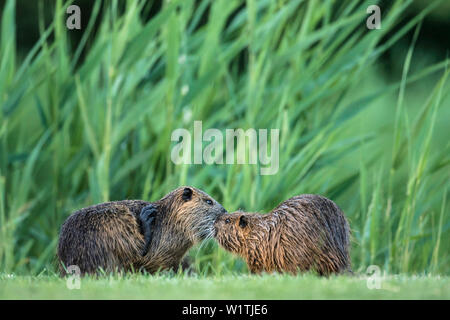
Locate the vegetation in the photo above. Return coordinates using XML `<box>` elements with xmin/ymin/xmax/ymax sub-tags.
<box><xmin>0</xmin><ymin>0</ymin><xmax>448</xmax><ymax>284</ymax></box>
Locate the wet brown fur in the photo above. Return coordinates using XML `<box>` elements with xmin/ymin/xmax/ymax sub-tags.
<box><xmin>57</xmin><ymin>187</ymin><xmax>225</xmax><ymax>275</ymax></box>
<box><xmin>215</xmin><ymin>194</ymin><xmax>351</xmax><ymax>276</ymax></box>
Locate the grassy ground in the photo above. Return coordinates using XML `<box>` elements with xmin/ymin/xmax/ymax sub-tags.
<box><xmin>1</xmin><ymin>0</ymin><xmax>449</xmax><ymax>282</ymax></box>
<box><xmin>1</xmin><ymin>273</ymin><xmax>448</xmax><ymax>299</ymax></box>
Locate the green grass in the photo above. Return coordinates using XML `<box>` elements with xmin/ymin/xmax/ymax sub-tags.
<box><xmin>0</xmin><ymin>0</ymin><xmax>449</xmax><ymax>281</ymax></box>
<box><xmin>1</xmin><ymin>273</ymin><xmax>448</xmax><ymax>299</ymax></box>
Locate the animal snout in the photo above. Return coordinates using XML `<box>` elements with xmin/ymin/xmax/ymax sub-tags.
<box><xmin>215</xmin><ymin>206</ymin><xmax>227</xmax><ymax>220</ymax></box>
<box><xmin>213</xmin><ymin>219</ymin><xmax>222</xmax><ymax>237</ymax></box>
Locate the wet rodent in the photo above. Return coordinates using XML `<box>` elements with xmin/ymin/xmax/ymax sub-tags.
<box><xmin>214</xmin><ymin>194</ymin><xmax>351</xmax><ymax>276</ymax></box>
<box><xmin>57</xmin><ymin>186</ymin><xmax>226</xmax><ymax>275</ymax></box>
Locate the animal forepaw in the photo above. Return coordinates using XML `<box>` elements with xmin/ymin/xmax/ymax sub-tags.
<box><xmin>140</xmin><ymin>204</ymin><xmax>158</xmax><ymax>223</ymax></box>
<box><xmin>139</xmin><ymin>204</ymin><xmax>158</xmax><ymax>256</ymax></box>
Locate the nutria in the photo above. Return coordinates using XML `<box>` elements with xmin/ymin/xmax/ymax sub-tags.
<box><xmin>57</xmin><ymin>186</ymin><xmax>226</xmax><ymax>275</ymax></box>
<box><xmin>214</xmin><ymin>194</ymin><xmax>351</xmax><ymax>276</ymax></box>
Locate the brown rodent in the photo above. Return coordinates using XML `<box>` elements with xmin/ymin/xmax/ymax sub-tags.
<box><xmin>57</xmin><ymin>186</ymin><xmax>226</xmax><ymax>275</ymax></box>
<box><xmin>214</xmin><ymin>194</ymin><xmax>351</xmax><ymax>276</ymax></box>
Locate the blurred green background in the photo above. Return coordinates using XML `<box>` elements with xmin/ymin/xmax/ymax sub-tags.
<box><xmin>0</xmin><ymin>0</ymin><xmax>448</xmax><ymax>277</ymax></box>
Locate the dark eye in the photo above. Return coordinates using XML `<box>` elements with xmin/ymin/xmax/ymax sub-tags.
<box><xmin>204</xmin><ymin>199</ymin><xmax>213</xmax><ymax>205</ymax></box>
<box><xmin>225</xmin><ymin>218</ymin><xmax>231</xmax><ymax>224</ymax></box>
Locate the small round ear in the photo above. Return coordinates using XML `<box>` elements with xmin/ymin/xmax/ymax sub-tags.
<box><xmin>182</xmin><ymin>187</ymin><xmax>193</xmax><ymax>201</ymax></box>
<box><xmin>239</xmin><ymin>215</ymin><xmax>248</xmax><ymax>228</ymax></box>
